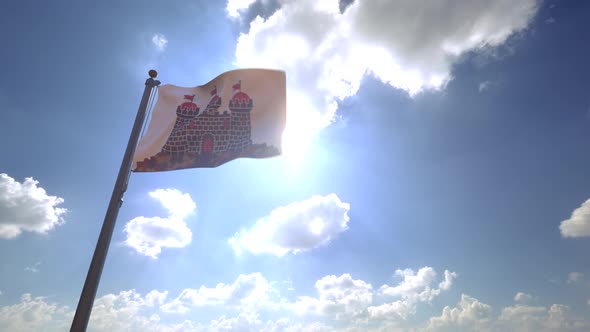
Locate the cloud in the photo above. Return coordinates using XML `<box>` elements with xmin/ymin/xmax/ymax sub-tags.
<box><xmin>560</xmin><ymin>198</ymin><xmax>590</xmax><ymax>237</ymax></box>
<box><xmin>368</xmin><ymin>268</ymin><xmax>457</xmax><ymax>321</ymax></box>
<box><xmin>24</xmin><ymin>262</ymin><xmax>41</xmax><ymax>274</ymax></box>
<box><xmin>478</xmin><ymin>80</ymin><xmax>493</xmax><ymax>92</ymax></box>
<box><xmin>227</xmin><ymin>0</ymin><xmax>258</xmax><ymax>18</ymax></box>
<box><xmin>290</xmin><ymin>273</ymin><xmax>373</xmax><ymax>319</ymax></box>
<box><xmin>566</xmin><ymin>272</ymin><xmax>584</xmax><ymax>284</ymax></box>
<box><xmin>0</xmin><ymin>294</ymin><xmax>70</xmax><ymax>332</ymax></box>
<box><xmin>151</xmin><ymin>33</ymin><xmax>168</xmax><ymax>51</ymax></box>
<box><xmin>545</xmin><ymin>17</ymin><xmax>556</xmax><ymax>24</ymax></box>
<box><xmin>86</xmin><ymin>290</ymin><xmax>168</xmax><ymax>331</ymax></box>
<box><xmin>0</xmin><ymin>173</ymin><xmax>67</xmax><ymax>239</ymax></box>
<box><xmin>427</xmin><ymin>294</ymin><xmax>493</xmax><ymax>331</ymax></box>
<box><xmin>229</xmin><ymin>193</ymin><xmax>350</xmax><ymax>256</ymax></box>
<box><xmin>514</xmin><ymin>292</ymin><xmax>533</xmax><ymax>304</ymax></box>
<box><xmin>124</xmin><ymin>189</ymin><xmax>195</xmax><ymax>259</ymax></box>
<box><xmin>147</xmin><ymin>188</ymin><xmax>196</xmax><ymax>220</ymax></box>
<box><xmin>233</xmin><ymin>0</ymin><xmax>539</xmax><ymax>141</ymax></box>
<box><xmin>2</xmin><ymin>270</ymin><xmax>590</xmax><ymax>332</ymax></box>
<box><xmin>286</xmin><ymin>267</ymin><xmax>456</xmax><ymax>325</ymax></box>
<box><xmin>427</xmin><ymin>294</ymin><xmax>590</xmax><ymax>332</ymax></box>
<box><xmin>161</xmin><ymin>273</ymin><xmax>273</xmax><ymax>314</ymax></box>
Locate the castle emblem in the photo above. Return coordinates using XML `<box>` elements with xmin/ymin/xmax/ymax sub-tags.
<box><xmin>161</xmin><ymin>81</ymin><xmax>253</xmax><ymax>162</ymax></box>
<box><xmin>135</xmin><ymin>79</ymin><xmax>279</xmax><ymax>171</ymax></box>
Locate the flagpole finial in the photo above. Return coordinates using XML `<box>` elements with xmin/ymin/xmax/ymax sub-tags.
<box><xmin>148</xmin><ymin>69</ymin><xmax>158</xmax><ymax>78</ymax></box>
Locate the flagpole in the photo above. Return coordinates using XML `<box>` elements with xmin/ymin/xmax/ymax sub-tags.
<box><xmin>70</xmin><ymin>70</ymin><xmax>160</xmax><ymax>332</ymax></box>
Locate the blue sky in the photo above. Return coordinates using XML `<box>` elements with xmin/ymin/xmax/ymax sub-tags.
<box><xmin>1</xmin><ymin>0</ymin><xmax>590</xmax><ymax>331</ymax></box>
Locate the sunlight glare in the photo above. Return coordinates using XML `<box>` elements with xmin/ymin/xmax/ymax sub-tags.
<box><xmin>309</xmin><ymin>217</ymin><xmax>325</xmax><ymax>236</ymax></box>
<box><xmin>281</xmin><ymin>92</ymin><xmax>325</xmax><ymax>163</ymax></box>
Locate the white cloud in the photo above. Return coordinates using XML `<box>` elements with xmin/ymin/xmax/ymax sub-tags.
<box><xmin>514</xmin><ymin>292</ymin><xmax>533</xmax><ymax>304</ymax></box>
<box><xmin>285</xmin><ymin>267</ymin><xmax>456</xmax><ymax>325</ymax></box>
<box><xmin>233</xmin><ymin>0</ymin><xmax>539</xmax><ymax>148</ymax></box>
<box><xmin>161</xmin><ymin>272</ymin><xmax>273</xmax><ymax>314</ymax></box>
<box><xmin>0</xmin><ymin>294</ymin><xmax>70</xmax><ymax>332</ymax></box>
<box><xmin>567</xmin><ymin>272</ymin><xmax>584</xmax><ymax>284</ymax></box>
<box><xmin>427</xmin><ymin>295</ymin><xmax>590</xmax><ymax>332</ymax></box>
<box><xmin>87</xmin><ymin>290</ymin><xmax>168</xmax><ymax>332</ymax></box>
<box><xmin>0</xmin><ymin>173</ymin><xmax>67</xmax><ymax>239</ymax></box>
<box><xmin>2</xmin><ymin>270</ymin><xmax>590</xmax><ymax>332</ymax></box>
<box><xmin>227</xmin><ymin>0</ymin><xmax>258</xmax><ymax>18</ymax></box>
<box><xmin>124</xmin><ymin>189</ymin><xmax>195</xmax><ymax>259</ymax></box>
<box><xmin>151</xmin><ymin>33</ymin><xmax>168</xmax><ymax>51</ymax></box>
<box><xmin>229</xmin><ymin>193</ymin><xmax>350</xmax><ymax>256</ymax></box>
<box><xmin>290</xmin><ymin>273</ymin><xmax>373</xmax><ymax>319</ymax></box>
<box><xmin>478</xmin><ymin>80</ymin><xmax>493</xmax><ymax>92</ymax></box>
<box><xmin>24</xmin><ymin>262</ymin><xmax>41</xmax><ymax>273</ymax></box>
<box><xmin>369</xmin><ymin>267</ymin><xmax>457</xmax><ymax>321</ymax></box>
<box><xmin>148</xmin><ymin>189</ymin><xmax>196</xmax><ymax>220</ymax></box>
<box><xmin>427</xmin><ymin>294</ymin><xmax>493</xmax><ymax>331</ymax></box>
<box><xmin>560</xmin><ymin>198</ymin><xmax>590</xmax><ymax>237</ymax></box>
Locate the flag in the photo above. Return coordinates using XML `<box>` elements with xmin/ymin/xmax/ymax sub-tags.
<box><xmin>133</xmin><ymin>69</ymin><xmax>286</xmax><ymax>172</ymax></box>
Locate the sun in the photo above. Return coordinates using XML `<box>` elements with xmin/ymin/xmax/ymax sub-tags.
<box><xmin>280</xmin><ymin>93</ymin><xmax>324</xmax><ymax>163</ymax></box>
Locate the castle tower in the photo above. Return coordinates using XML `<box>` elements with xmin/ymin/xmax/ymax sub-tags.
<box><xmin>187</xmin><ymin>86</ymin><xmax>231</xmax><ymax>155</ymax></box>
<box><xmin>204</xmin><ymin>85</ymin><xmax>222</xmax><ymax>114</ymax></box>
<box><xmin>228</xmin><ymin>80</ymin><xmax>253</xmax><ymax>151</ymax></box>
<box><xmin>162</xmin><ymin>94</ymin><xmax>199</xmax><ymax>161</ymax></box>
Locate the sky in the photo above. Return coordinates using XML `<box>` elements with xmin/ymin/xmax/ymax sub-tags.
<box><xmin>0</xmin><ymin>0</ymin><xmax>590</xmax><ymax>331</ymax></box>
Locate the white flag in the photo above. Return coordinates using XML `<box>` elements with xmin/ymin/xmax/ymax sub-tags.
<box><xmin>133</xmin><ymin>69</ymin><xmax>286</xmax><ymax>172</ymax></box>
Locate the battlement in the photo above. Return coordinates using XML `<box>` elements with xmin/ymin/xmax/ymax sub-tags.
<box><xmin>176</xmin><ymin>105</ymin><xmax>199</xmax><ymax>119</ymax></box>
<box><xmin>229</xmin><ymin>99</ymin><xmax>253</xmax><ymax>111</ymax></box>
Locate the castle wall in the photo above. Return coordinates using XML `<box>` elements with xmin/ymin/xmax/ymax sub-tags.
<box><xmin>162</xmin><ymin>118</ymin><xmax>189</xmax><ymax>154</ymax></box>
<box><xmin>228</xmin><ymin>110</ymin><xmax>252</xmax><ymax>151</ymax></box>
<box><xmin>187</xmin><ymin>113</ymin><xmax>231</xmax><ymax>154</ymax></box>
<box><xmin>161</xmin><ymin>101</ymin><xmax>253</xmax><ymax>157</ymax></box>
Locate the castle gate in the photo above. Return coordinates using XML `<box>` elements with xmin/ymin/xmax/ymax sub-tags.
<box><xmin>202</xmin><ymin>134</ymin><xmax>213</xmax><ymax>154</ymax></box>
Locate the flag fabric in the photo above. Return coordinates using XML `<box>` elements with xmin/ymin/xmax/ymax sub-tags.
<box><xmin>133</xmin><ymin>69</ymin><xmax>286</xmax><ymax>172</ymax></box>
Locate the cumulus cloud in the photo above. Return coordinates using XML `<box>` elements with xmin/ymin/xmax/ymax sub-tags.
<box><xmin>566</xmin><ymin>272</ymin><xmax>584</xmax><ymax>284</ymax></box>
<box><xmin>0</xmin><ymin>173</ymin><xmax>67</xmax><ymax>239</ymax></box>
<box><xmin>478</xmin><ymin>80</ymin><xmax>493</xmax><ymax>92</ymax></box>
<box><xmin>427</xmin><ymin>294</ymin><xmax>493</xmax><ymax>331</ymax></box>
<box><xmin>291</xmin><ymin>273</ymin><xmax>373</xmax><ymax>319</ymax></box>
<box><xmin>0</xmin><ymin>294</ymin><xmax>70</xmax><ymax>332</ymax></box>
<box><xmin>161</xmin><ymin>273</ymin><xmax>273</xmax><ymax>314</ymax></box>
<box><xmin>124</xmin><ymin>189</ymin><xmax>195</xmax><ymax>259</ymax></box>
<box><xmin>233</xmin><ymin>0</ymin><xmax>539</xmax><ymax>146</ymax></box>
<box><xmin>560</xmin><ymin>198</ymin><xmax>590</xmax><ymax>237</ymax></box>
<box><xmin>514</xmin><ymin>292</ymin><xmax>533</xmax><ymax>304</ymax></box>
<box><xmin>151</xmin><ymin>33</ymin><xmax>168</xmax><ymax>51</ymax></box>
<box><xmin>368</xmin><ymin>267</ymin><xmax>457</xmax><ymax>321</ymax></box>
<box><xmin>87</xmin><ymin>290</ymin><xmax>169</xmax><ymax>331</ymax></box>
<box><xmin>24</xmin><ymin>262</ymin><xmax>41</xmax><ymax>274</ymax></box>
<box><xmin>2</xmin><ymin>270</ymin><xmax>590</xmax><ymax>332</ymax></box>
<box><xmin>287</xmin><ymin>267</ymin><xmax>456</xmax><ymax>324</ymax></box>
<box><xmin>229</xmin><ymin>193</ymin><xmax>350</xmax><ymax>256</ymax></box>
<box><xmin>227</xmin><ymin>0</ymin><xmax>258</xmax><ymax>18</ymax></box>
<box><xmin>427</xmin><ymin>294</ymin><xmax>590</xmax><ymax>332</ymax></box>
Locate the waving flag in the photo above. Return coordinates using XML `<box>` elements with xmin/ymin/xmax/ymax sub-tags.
<box><xmin>133</xmin><ymin>69</ymin><xmax>286</xmax><ymax>172</ymax></box>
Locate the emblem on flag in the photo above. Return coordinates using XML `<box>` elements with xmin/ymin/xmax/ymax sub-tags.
<box><xmin>133</xmin><ymin>69</ymin><xmax>286</xmax><ymax>171</ymax></box>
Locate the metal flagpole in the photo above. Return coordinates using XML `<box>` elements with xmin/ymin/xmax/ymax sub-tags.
<box><xmin>70</xmin><ymin>70</ymin><xmax>161</xmax><ymax>332</ymax></box>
